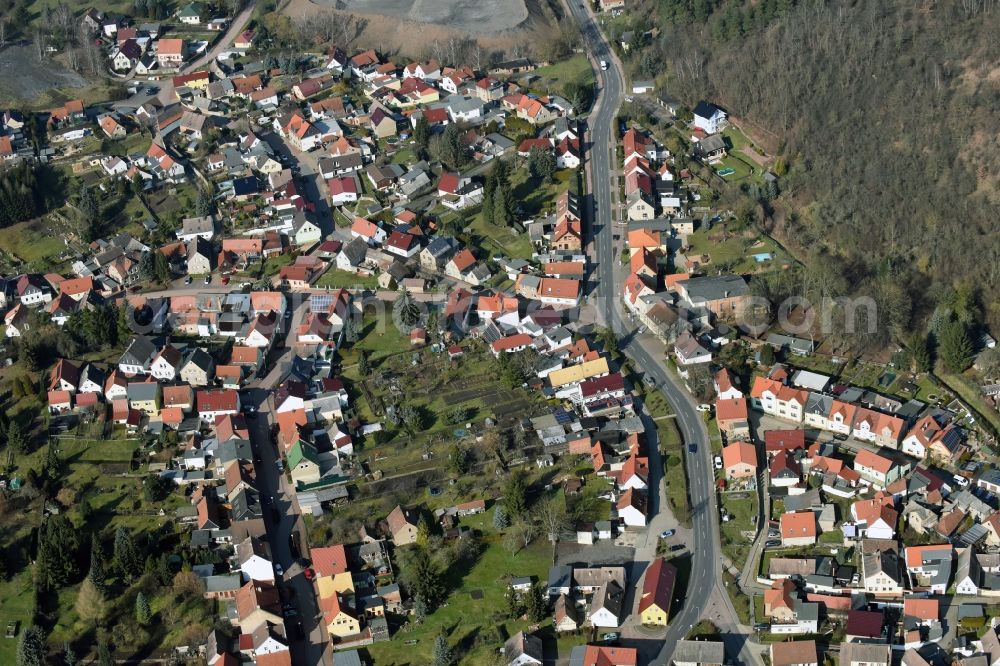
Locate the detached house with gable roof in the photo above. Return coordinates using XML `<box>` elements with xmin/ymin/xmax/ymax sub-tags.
<box><xmin>638</xmin><ymin>558</ymin><xmax>676</xmax><ymax>626</ymax></box>
<box><xmin>854</xmin><ymin>448</ymin><xmax>908</xmax><ymax>489</ymax></box>
<box><xmin>386</xmin><ymin>505</ymin><xmax>419</xmax><ymax>546</ymax></box>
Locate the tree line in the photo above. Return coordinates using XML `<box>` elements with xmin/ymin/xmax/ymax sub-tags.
<box><xmin>0</xmin><ymin>162</ymin><xmax>46</xmax><ymax>227</ymax></box>
<box><xmin>630</xmin><ymin>0</ymin><xmax>1000</xmax><ymax>340</ymax></box>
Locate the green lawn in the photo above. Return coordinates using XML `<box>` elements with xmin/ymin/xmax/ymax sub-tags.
<box><xmin>716</xmin><ymin>155</ymin><xmax>755</xmax><ymax>182</ymax></box>
<box><xmin>650</xmin><ymin>398</ymin><xmax>690</xmax><ymax>527</ymax></box>
<box><xmin>532</xmin><ymin>54</ymin><xmax>595</xmax><ymax>91</ymax></box>
<box><xmin>390</xmin><ymin>146</ymin><xmax>418</xmax><ymax>165</ymax></box>
<box><xmin>103</xmin><ymin>132</ymin><xmax>152</xmax><ymax>158</ymax></box>
<box><xmin>939</xmin><ymin>371</ymin><xmax>1000</xmax><ymax>436</ymax></box>
<box><xmin>723</xmin><ymin>571</ymin><xmax>752</xmax><ymax>625</ymax></box>
<box><xmin>0</xmin><ymin>219</ymin><xmax>67</xmax><ymax>265</ymax></box>
<box><xmin>683</xmin><ymin>228</ymin><xmax>788</xmax><ymax>274</ymax></box>
<box><xmin>262</xmin><ymin>253</ymin><xmax>295</xmax><ymax>277</ymax></box>
<box><xmin>720</xmin><ymin>492</ymin><xmax>757</xmax><ymax>568</ymax></box>
<box><xmin>351</xmin><ymin>311</ymin><xmax>413</xmax><ymax>360</ymax></box>
<box><xmin>706</xmin><ymin>416</ymin><xmax>723</xmax><ymax>454</ymax></box>
<box><xmin>333</xmin><ymin>208</ymin><xmax>354</xmax><ymax>227</ymax></box>
<box><xmin>465</xmin><ymin>169</ymin><xmax>574</xmax><ymax>261</ymax></box>
<box><xmin>315</xmin><ymin>268</ymin><xmax>378</xmax><ymax>290</ymax></box>
<box><xmin>0</xmin><ymin>569</ymin><xmax>36</xmax><ymax>664</ymax></box>
<box><xmin>366</xmin><ymin>534</ymin><xmax>556</xmax><ymax>665</ymax></box>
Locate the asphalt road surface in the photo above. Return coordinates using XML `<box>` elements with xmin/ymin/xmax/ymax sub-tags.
<box><xmin>565</xmin><ymin>3</ymin><xmax>725</xmax><ymax>663</ymax></box>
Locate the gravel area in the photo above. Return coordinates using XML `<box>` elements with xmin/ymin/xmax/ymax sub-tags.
<box><xmin>312</xmin><ymin>0</ymin><xmax>528</xmax><ymax>32</ymax></box>
<box><xmin>0</xmin><ymin>44</ymin><xmax>87</xmax><ymax>103</ymax></box>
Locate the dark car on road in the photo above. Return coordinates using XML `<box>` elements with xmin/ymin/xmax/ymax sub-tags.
<box><xmin>688</xmin><ymin>444</ymin><xmax>697</xmax><ymax>453</ymax></box>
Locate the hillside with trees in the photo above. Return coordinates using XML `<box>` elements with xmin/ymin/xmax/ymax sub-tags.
<box><xmin>633</xmin><ymin>0</ymin><xmax>1000</xmax><ymax>338</ymax></box>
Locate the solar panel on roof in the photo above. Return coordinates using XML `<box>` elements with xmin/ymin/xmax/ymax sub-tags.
<box><xmin>553</xmin><ymin>409</ymin><xmax>574</xmax><ymax>425</ymax></box>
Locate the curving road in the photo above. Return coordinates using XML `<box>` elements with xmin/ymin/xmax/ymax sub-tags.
<box><xmin>565</xmin><ymin>3</ymin><xmax>727</xmax><ymax>663</ymax></box>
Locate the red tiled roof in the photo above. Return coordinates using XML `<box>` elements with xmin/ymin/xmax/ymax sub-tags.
<box><xmin>638</xmin><ymin>557</ymin><xmax>676</xmax><ymax>614</ymax></box>
<box><xmin>780</xmin><ymin>511</ymin><xmax>816</xmax><ymax>539</ymax></box>
<box><xmin>311</xmin><ymin>544</ymin><xmax>348</xmax><ymax>577</ymax></box>
<box><xmin>716</xmin><ymin>397</ymin><xmax>748</xmax><ymax>422</ymax></box>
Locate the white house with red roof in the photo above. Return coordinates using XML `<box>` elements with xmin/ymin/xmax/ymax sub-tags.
<box><xmin>327</xmin><ymin>176</ymin><xmax>358</xmax><ymax>206</ymax></box>
<box><xmin>385</xmin><ymin>230</ymin><xmax>420</xmax><ymax>258</ymax></box>
<box><xmin>350</xmin><ymin>217</ymin><xmax>387</xmax><ymax>245</ymax></box>
<box><xmin>196</xmin><ymin>389</ymin><xmax>240</xmax><ymax>422</ymax></box>
<box><xmin>714</xmin><ymin>368</ymin><xmax>743</xmax><ymax>399</ymax></box>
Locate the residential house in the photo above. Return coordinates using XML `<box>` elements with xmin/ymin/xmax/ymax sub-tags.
<box><xmin>770</xmin><ymin>642</ymin><xmax>818</xmax><ymax>666</ymax></box>
<box><xmin>180</xmin><ymin>348</ymin><xmax>215</xmax><ymax>386</ymax></box>
<box><xmin>320</xmin><ymin>591</ymin><xmax>360</xmax><ymax>638</ymax></box>
<box><xmin>386</xmin><ymin>505</ymin><xmax>419</xmax><ymax>546</ymax></box>
<box><xmin>150</xmin><ymin>345</ymin><xmax>183</xmax><ymax>381</ymax></box>
<box><xmin>905</xmin><ymin>543</ymin><xmax>953</xmax><ymax>594</ymax></box>
<box><xmin>673</xmin><ymin>640</ymin><xmax>724</xmax><ymax>666</ymax></box>
<box><xmin>617</xmin><ymin>488</ymin><xmax>647</xmax><ymax>527</ymax></box>
<box><xmin>638</xmin><ymin>558</ymin><xmax>676</xmax><ymax>626</ymax></box>
<box><xmin>862</xmin><ymin>547</ymin><xmax>904</xmax><ymax>595</ymax></box>
<box><xmin>504</xmin><ymin>631</ymin><xmax>543</xmax><ymax>666</ymax></box>
<box><xmin>119</xmin><ymin>336</ymin><xmax>157</xmax><ymax>375</ymax></box>
<box><xmin>187</xmin><ymin>237</ymin><xmax>214</xmax><ymax>275</ymax></box>
<box><xmin>196</xmin><ymin>389</ymin><xmax>239</xmax><ymax>422</ymax></box>
<box><xmin>716</xmin><ymin>398</ymin><xmax>750</xmax><ymax>440</ymax></box>
<box><xmin>156</xmin><ymin>38</ymin><xmax>185</xmax><ymax>67</ymax></box>
<box><xmin>839</xmin><ymin>643</ymin><xmax>890</xmax><ymax>666</ymax></box>
<box><xmin>693</xmin><ymin>101</ymin><xmax>727</xmax><ymax>134</ymax></box>
<box><xmin>722</xmin><ymin>442</ymin><xmax>757</xmax><ymax>480</ymax></box>
<box><xmin>589</xmin><ymin>580</ymin><xmax>625</xmax><ymax>628</ymax></box>
<box><xmin>780</xmin><ymin>512</ymin><xmax>817</xmax><ymax>547</ymax></box>
<box><xmin>854</xmin><ymin>449</ymin><xmax>904</xmax><ymax>489</ymax></box>
<box><xmin>177</xmin><ymin>215</ymin><xmax>216</xmax><ymax>242</ymax></box>
<box><xmin>851</xmin><ymin>495</ymin><xmax>898</xmax><ymax>540</ymax></box>
<box><xmin>127</xmin><ymin>381</ymin><xmax>160</xmax><ymax>414</ymax></box>
<box><xmin>715</xmin><ymin>368</ymin><xmax>743</xmax><ymax>399</ymax></box>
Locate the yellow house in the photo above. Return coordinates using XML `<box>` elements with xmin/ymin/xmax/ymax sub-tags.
<box><xmin>318</xmin><ymin>571</ymin><xmax>354</xmax><ymax>598</ymax></box>
<box><xmin>639</xmin><ymin>558</ymin><xmax>677</xmax><ymax>626</ymax></box>
<box><xmin>126</xmin><ymin>382</ymin><xmax>161</xmax><ymax>415</ymax></box>
<box><xmin>321</xmin><ymin>592</ymin><xmax>360</xmax><ymax>637</ymax></box>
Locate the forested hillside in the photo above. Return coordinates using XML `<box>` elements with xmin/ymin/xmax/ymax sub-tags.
<box><xmin>646</xmin><ymin>0</ymin><xmax>1000</xmax><ymax>335</ymax></box>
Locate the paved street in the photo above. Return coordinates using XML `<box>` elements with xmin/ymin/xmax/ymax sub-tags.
<box><xmin>245</xmin><ymin>386</ymin><xmax>331</xmax><ymax>666</ymax></box>
<box><xmin>240</xmin><ymin>305</ymin><xmax>333</xmax><ymax>664</ymax></box>
<box><xmin>566</xmin><ymin>4</ymin><xmax>761</xmax><ymax>664</ymax></box>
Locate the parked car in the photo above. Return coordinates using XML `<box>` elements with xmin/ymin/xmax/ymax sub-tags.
<box><xmin>275</xmin><ymin>564</ymin><xmax>284</xmax><ymax>576</ymax></box>
<box><xmin>659</xmin><ymin>529</ymin><xmax>675</xmax><ymax>539</ymax></box>
<box><xmin>669</xmin><ymin>544</ymin><xmax>685</xmax><ymax>552</ymax></box>
<box><xmin>713</xmin><ymin>455</ymin><xmax>723</xmax><ymax>470</ymax></box>
<box><xmin>643</xmin><ymin>374</ymin><xmax>657</xmax><ymax>387</ymax></box>
<box><xmin>601</xmin><ymin>633</ymin><xmax>618</xmax><ymax>642</ymax></box>
<box><xmin>204</xmin><ymin>276</ymin><xmax>211</xmax><ymax>284</ymax></box>
<box><xmin>765</xmin><ymin>539</ymin><xmax>781</xmax><ymax>547</ymax></box>
<box><xmin>184</xmin><ymin>276</ymin><xmax>192</xmax><ymax>285</ymax></box>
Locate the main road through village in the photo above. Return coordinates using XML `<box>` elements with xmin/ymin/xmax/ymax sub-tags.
<box><xmin>565</xmin><ymin>3</ymin><xmax>752</xmax><ymax>664</ymax></box>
